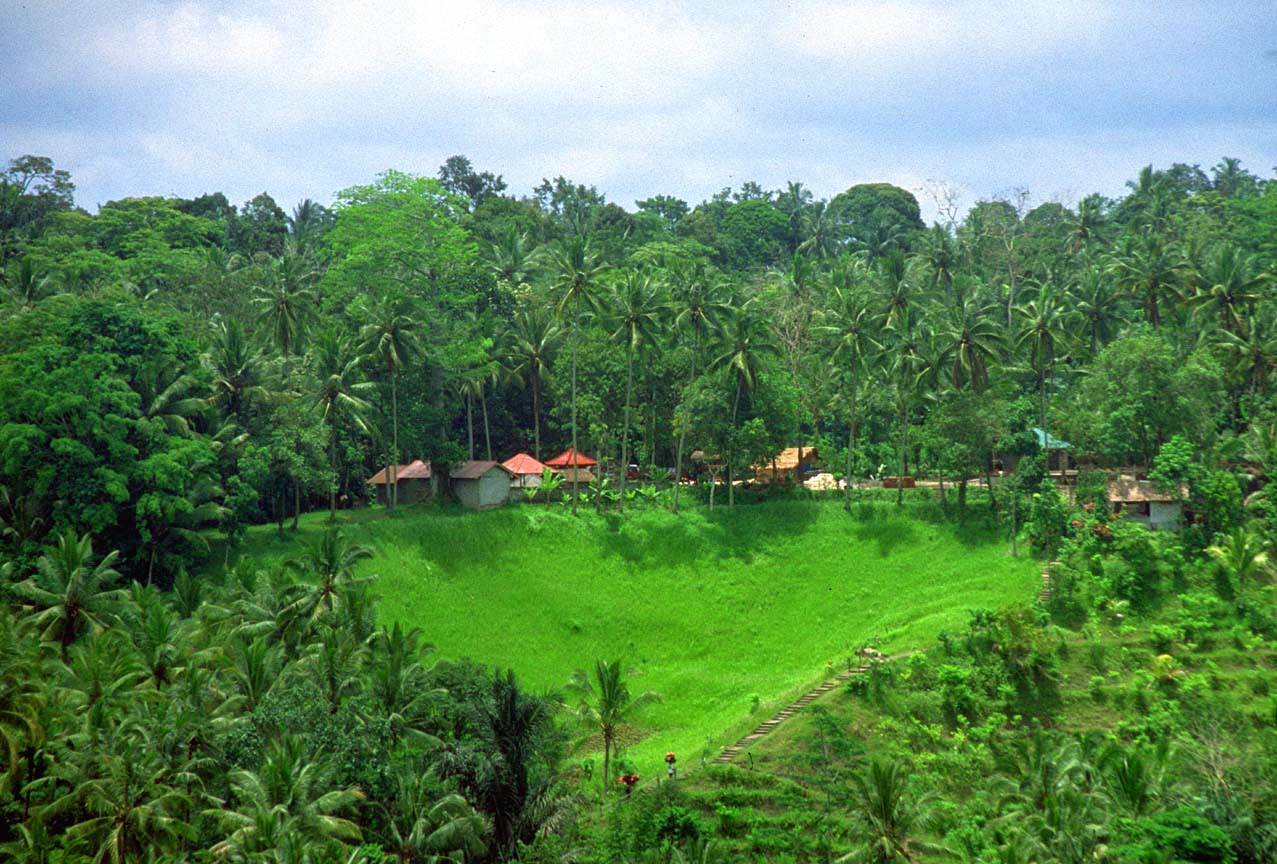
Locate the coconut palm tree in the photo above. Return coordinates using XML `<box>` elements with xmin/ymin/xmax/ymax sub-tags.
<box><xmin>486</xmin><ymin>228</ymin><xmax>543</xmax><ymax>285</ymax></box>
<box><xmin>669</xmin><ymin>264</ymin><xmax>730</xmax><ymax>512</ymax></box>
<box><xmin>567</xmin><ymin>658</ymin><xmax>662</xmax><ymax>793</ymax></box>
<box><xmin>309</xmin><ymin>328</ymin><xmax>375</xmax><ymax>521</ymax></box>
<box><xmin>206</xmin><ymin>317</ymin><xmax>269</xmax><ymax>424</ymax></box>
<box><xmin>841</xmin><ymin>757</ymin><xmax>942</xmax><ymax>864</ymax></box>
<box><xmin>1217</xmin><ymin>305</ymin><xmax>1277</xmax><ymax>399</ymax></box>
<box><xmin>254</xmin><ymin>250</ymin><xmax>319</xmax><ymax>359</ymax></box>
<box><xmin>710</xmin><ymin>302</ymin><xmax>779</xmax><ymax>507</ymax></box>
<box><xmin>1015</xmin><ymin>284</ymin><xmax>1066</xmax><ymax>429</ymax></box>
<box><xmin>1185</xmin><ymin>242</ymin><xmax>1270</xmax><ymax>336</ymax></box>
<box><xmin>14</xmin><ymin>531</ymin><xmax>127</xmax><ymax>660</ymax></box>
<box><xmin>1066</xmin><ymin>266</ymin><xmax>1123</xmax><ymax>358</ymax></box>
<box><xmin>52</xmin><ymin>737</ymin><xmax>194</xmax><ymax>864</ymax></box>
<box><xmin>1107</xmin><ymin>233</ymin><xmax>1183</xmax><ymax>329</ymax></box>
<box><xmin>1205</xmin><ymin>525</ymin><xmax>1273</xmax><ymax>591</ymax></box>
<box><xmin>879</xmin><ymin>309</ymin><xmax>933</xmax><ymax>506</ymax></box>
<box><xmin>284</xmin><ymin>527</ymin><xmax>374</xmax><ymax>628</ymax></box>
<box><xmin>440</xmin><ymin>669</ymin><xmax>564</xmax><ymax>860</ymax></box>
<box><xmin>605</xmin><ymin>269</ymin><xmax>663</xmax><ymax>510</ymax></box>
<box><xmin>357</xmin><ymin>289</ymin><xmax>420</xmax><ymax>510</ymax></box>
<box><xmin>208</xmin><ymin>734</ymin><xmax>363</xmax><ymax>859</ymax></box>
<box><xmin>548</xmin><ymin>237</ymin><xmax>608</xmax><ymax>514</ymax></box>
<box><xmin>4</xmin><ymin>257</ymin><xmax>57</xmax><ymax>312</ymax></box>
<box><xmin>367</xmin><ymin>622</ymin><xmax>441</xmax><ymax>742</ymax></box>
<box><xmin>821</xmin><ymin>285</ymin><xmax>878</xmax><ymax>510</ymax></box>
<box><xmin>935</xmin><ymin>293</ymin><xmax>1003</xmax><ymax>393</ymax></box>
<box><xmin>0</xmin><ymin>608</ymin><xmax>44</xmax><ymax>788</ymax></box>
<box><xmin>376</xmin><ymin>771</ymin><xmax>487</xmax><ymax>864</ymax></box>
<box><xmin>501</xmin><ymin>305</ymin><xmax>562</xmax><ymax>460</ymax></box>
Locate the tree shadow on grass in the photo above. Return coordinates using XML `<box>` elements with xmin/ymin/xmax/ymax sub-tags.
<box><xmin>850</xmin><ymin>510</ymin><xmax>918</xmax><ymax>557</ymax></box>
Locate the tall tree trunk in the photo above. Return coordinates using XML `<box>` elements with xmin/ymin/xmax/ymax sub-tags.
<box><xmin>672</xmin><ymin>337</ymin><xmax>699</xmax><ymax>513</ymax></box>
<box><xmin>292</xmin><ymin>478</ymin><xmax>300</xmax><ymax>531</ymax></box>
<box><xmin>482</xmin><ymin>386</ymin><xmax>492</xmax><ymax>461</ymax></box>
<box><xmin>329</xmin><ymin>414</ymin><xmax>338</xmax><ymax>522</ymax></box>
<box><xmin>390</xmin><ymin>368</ymin><xmax>398</xmax><ymax>511</ymax></box>
<box><xmin>897</xmin><ymin>399</ymin><xmax>908</xmax><ymax>507</ymax></box>
<box><xmin>843</xmin><ymin>390</ymin><xmax>857</xmax><ymax>513</ymax></box>
<box><xmin>729</xmin><ymin>379</ymin><xmax>742</xmax><ymax>508</ymax></box>
<box><xmin>571</xmin><ymin>304</ymin><xmax>580</xmax><ymax>515</ymax></box>
<box><xmin>619</xmin><ymin>347</ymin><xmax>634</xmax><ymax>513</ymax></box>
<box><xmin>466</xmin><ymin>392</ymin><xmax>475</xmax><ymax>460</ymax></box>
<box><xmin>532</xmin><ymin>371</ymin><xmax>542</xmax><ymax>460</ymax></box>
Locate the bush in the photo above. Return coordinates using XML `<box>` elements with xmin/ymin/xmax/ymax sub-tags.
<box><xmin>1149</xmin><ymin>624</ymin><xmax>1182</xmax><ymax>653</ymax></box>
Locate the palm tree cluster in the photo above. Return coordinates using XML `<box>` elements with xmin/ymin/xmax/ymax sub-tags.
<box><xmin>0</xmin><ymin>528</ymin><xmax>570</xmax><ymax>863</ymax></box>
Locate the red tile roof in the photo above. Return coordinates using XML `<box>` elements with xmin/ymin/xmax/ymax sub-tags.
<box><xmin>369</xmin><ymin>459</ymin><xmax>431</xmax><ymax>484</ymax></box>
<box><xmin>502</xmin><ymin>452</ymin><xmax>549</xmax><ymax>476</ymax></box>
<box><xmin>544</xmin><ymin>448</ymin><xmax>597</xmax><ymax>467</ymax></box>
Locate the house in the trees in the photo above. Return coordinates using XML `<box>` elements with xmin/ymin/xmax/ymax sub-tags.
<box><xmin>1109</xmin><ymin>476</ymin><xmax>1185</xmax><ymax>531</ymax></box>
<box><xmin>544</xmin><ymin>448</ymin><xmax>597</xmax><ymax>485</ymax></box>
<box><xmin>754</xmin><ymin>446</ymin><xmax>819</xmax><ymax>483</ymax></box>
<box><xmin>450</xmin><ymin>460</ymin><xmax>514</xmax><ymax>510</ymax></box>
<box><xmin>368</xmin><ymin>459</ymin><xmax>434</xmax><ymax>506</ymax></box>
<box><xmin>503</xmin><ymin>452</ymin><xmax>551</xmax><ymax>491</ymax></box>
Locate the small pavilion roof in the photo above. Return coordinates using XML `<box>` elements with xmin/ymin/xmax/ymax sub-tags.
<box><xmin>544</xmin><ymin>448</ymin><xmax>597</xmax><ymax>468</ymax></box>
<box><xmin>369</xmin><ymin>460</ymin><xmax>431</xmax><ymax>484</ymax></box>
<box><xmin>502</xmin><ymin>453</ymin><xmax>550</xmax><ymax>476</ymax></box>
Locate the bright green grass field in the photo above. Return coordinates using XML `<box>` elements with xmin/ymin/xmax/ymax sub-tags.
<box><xmin>225</xmin><ymin>499</ymin><xmax>1038</xmax><ymax>773</ymax></box>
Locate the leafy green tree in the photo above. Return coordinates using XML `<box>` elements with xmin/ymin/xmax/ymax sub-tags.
<box><xmin>827</xmin><ymin>183</ymin><xmax>926</xmax><ymax>259</ymax></box>
<box><xmin>567</xmin><ymin>658</ymin><xmax>662</xmax><ymax>791</ymax></box>
<box><xmin>324</xmin><ymin>170</ymin><xmax>475</xmax><ymax>307</ymax></box>
<box><xmin>438</xmin><ymin>154</ymin><xmax>507</xmax><ymax>210</ymax></box>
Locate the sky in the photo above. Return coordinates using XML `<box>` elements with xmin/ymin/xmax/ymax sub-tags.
<box><xmin>3</xmin><ymin>1</ymin><xmax>1276</xmax><ymax>223</ymax></box>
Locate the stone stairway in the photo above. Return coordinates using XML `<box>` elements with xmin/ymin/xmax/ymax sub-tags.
<box><xmin>712</xmin><ymin>661</ymin><xmax>876</xmax><ymax>765</ymax></box>
<box><xmin>1038</xmin><ymin>560</ymin><xmax>1060</xmax><ymax>604</ymax></box>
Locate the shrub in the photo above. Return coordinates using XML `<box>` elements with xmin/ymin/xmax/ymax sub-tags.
<box><xmin>1149</xmin><ymin>624</ymin><xmax>1182</xmax><ymax>653</ymax></box>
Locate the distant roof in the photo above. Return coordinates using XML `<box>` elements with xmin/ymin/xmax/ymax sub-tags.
<box><xmin>451</xmin><ymin>460</ymin><xmax>513</xmax><ymax>480</ymax></box>
<box><xmin>1109</xmin><ymin>477</ymin><xmax>1183</xmax><ymax>503</ymax></box>
<box><xmin>756</xmin><ymin>446</ymin><xmax>819</xmax><ymax>471</ymax></box>
<box><xmin>369</xmin><ymin>459</ymin><xmax>431</xmax><ymax>484</ymax></box>
<box><xmin>545</xmin><ymin>448</ymin><xmax>597</xmax><ymax>467</ymax></box>
<box><xmin>1033</xmin><ymin>428</ymin><xmax>1071</xmax><ymax>450</ymax></box>
<box><xmin>556</xmin><ymin>467</ymin><xmax>595</xmax><ymax>483</ymax></box>
<box><xmin>502</xmin><ymin>452</ymin><xmax>549</xmax><ymax>476</ymax></box>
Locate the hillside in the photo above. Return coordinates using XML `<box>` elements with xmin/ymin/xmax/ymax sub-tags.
<box><xmin>222</xmin><ymin>496</ymin><xmax>1040</xmax><ymax>768</ymax></box>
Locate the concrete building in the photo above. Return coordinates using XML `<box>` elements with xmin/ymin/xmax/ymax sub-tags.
<box><xmin>1109</xmin><ymin>477</ymin><xmax>1185</xmax><ymax>531</ymax></box>
<box><xmin>451</xmin><ymin>460</ymin><xmax>514</xmax><ymax>510</ymax></box>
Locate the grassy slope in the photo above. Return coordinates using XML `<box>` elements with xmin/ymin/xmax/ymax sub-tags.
<box><xmin>220</xmin><ymin>497</ymin><xmax>1038</xmax><ymax>770</ymax></box>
